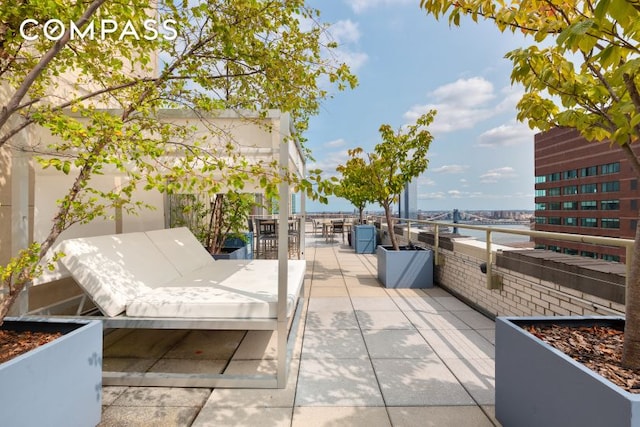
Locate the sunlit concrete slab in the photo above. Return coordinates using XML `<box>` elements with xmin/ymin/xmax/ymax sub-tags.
<box><xmin>387</xmin><ymin>406</ymin><xmax>495</xmax><ymax>427</ymax></box>
<box><xmin>295</xmin><ymin>358</ymin><xmax>384</xmax><ymax>407</ymax></box>
<box><xmin>372</xmin><ymin>358</ymin><xmax>476</xmax><ymax>406</ymax></box>
<box><xmin>292</xmin><ymin>407</ymin><xmax>391</xmax><ymax>427</ymax></box>
<box><xmin>362</xmin><ymin>329</ymin><xmax>437</xmax><ymax>359</ymax></box>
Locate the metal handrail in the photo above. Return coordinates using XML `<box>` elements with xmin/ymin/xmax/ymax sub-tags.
<box><xmin>370</xmin><ymin>215</ymin><xmax>634</xmax><ymax>291</ymax></box>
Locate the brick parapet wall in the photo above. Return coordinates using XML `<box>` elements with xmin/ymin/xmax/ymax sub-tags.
<box><xmin>378</xmin><ymin>224</ymin><xmax>625</xmax><ymax>318</ymax></box>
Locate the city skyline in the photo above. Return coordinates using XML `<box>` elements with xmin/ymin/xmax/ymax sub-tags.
<box><xmin>304</xmin><ymin>0</ymin><xmax>537</xmax><ymax>213</ymax></box>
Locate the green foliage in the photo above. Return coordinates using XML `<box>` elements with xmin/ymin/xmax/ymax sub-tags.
<box><xmin>420</xmin><ymin>0</ymin><xmax>640</xmax><ymax>367</ymax></box>
<box><xmin>0</xmin><ymin>0</ymin><xmax>356</xmax><ymax>322</ymax></box>
<box><xmin>336</xmin><ymin>154</ymin><xmax>375</xmax><ymax>223</ymax></box>
<box><xmin>339</xmin><ymin>110</ymin><xmax>436</xmax><ymax>249</ymax></box>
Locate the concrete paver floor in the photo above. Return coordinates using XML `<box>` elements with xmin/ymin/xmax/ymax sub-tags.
<box><xmin>99</xmin><ymin>229</ymin><xmax>500</xmax><ymax>427</ymax></box>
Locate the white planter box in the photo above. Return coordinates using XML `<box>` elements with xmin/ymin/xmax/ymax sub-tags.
<box><xmin>0</xmin><ymin>318</ymin><xmax>103</xmax><ymax>427</ymax></box>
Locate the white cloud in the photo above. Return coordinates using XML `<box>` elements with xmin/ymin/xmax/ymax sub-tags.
<box><xmin>325</xmin><ymin>138</ymin><xmax>347</xmax><ymax>148</ymax></box>
<box><xmin>308</xmin><ymin>150</ymin><xmax>350</xmax><ymax>178</ymax></box>
<box><xmin>346</xmin><ymin>0</ymin><xmax>413</xmax><ymax>13</ymax></box>
<box><xmin>417</xmin><ymin>176</ymin><xmax>436</xmax><ymax>186</ymax></box>
<box><xmin>431</xmin><ymin>164</ymin><xmax>469</xmax><ymax>174</ymax></box>
<box><xmin>479</xmin><ymin>166</ymin><xmax>518</xmax><ymax>183</ymax></box>
<box><xmin>418</xmin><ymin>191</ymin><xmax>446</xmax><ymax>200</ymax></box>
<box><xmin>322</xmin><ymin>20</ymin><xmax>368</xmax><ymax>73</ymax></box>
<box><xmin>404</xmin><ymin>77</ymin><xmax>497</xmax><ymax>133</ymax></box>
<box><xmin>329</xmin><ymin>20</ymin><xmax>361</xmax><ymax>44</ymax></box>
<box><xmin>476</xmin><ymin>121</ymin><xmax>536</xmax><ymax>148</ymax></box>
<box><xmin>431</xmin><ymin>77</ymin><xmax>495</xmax><ymax>107</ymax></box>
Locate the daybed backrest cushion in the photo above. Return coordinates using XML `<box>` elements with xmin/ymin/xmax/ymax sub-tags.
<box><xmin>59</xmin><ymin>232</ymin><xmax>181</xmax><ymax>316</ymax></box>
<box><xmin>145</xmin><ymin>227</ymin><xmax>215</xmax><ymax>276</ymax></box>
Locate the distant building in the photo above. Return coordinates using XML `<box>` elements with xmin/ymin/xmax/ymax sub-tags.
<box><xmin>533</xmin><ymin>127</ymin><xmax>640</xmax><ymax>262</ymax></box>
<box><xmin>399</xmin><ymin>180</ymin><xmax>417</xmax><ymax>219</ymax></box>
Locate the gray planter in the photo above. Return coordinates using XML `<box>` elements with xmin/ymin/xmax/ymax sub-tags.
<box><xmin>0</xmin><ymin>318</ymin><xmax>103</xmax><ymax>427</ymax></box>
<box><xmin>212</xmin><ymin>246</ymin><xmax>246</xmax><ymax>260</ymax></box>
<box><xmin>376</xmin><ymin>245</ymin><xmax>433</xmax><ymax>288</ymax></box>
<box><xmin>496</xmin><ymin>316</ymin><xmax>640</xmax><ymax>427</ymax></box>
<box><xmin>353</xmin><ymin>225</ymin><xmax>376</xmax><ymax>254</ymax></box>
<box><xmin>212</xmin><ymin>232</ymin><xmax>253</xmax><ymax>260</ymax></box>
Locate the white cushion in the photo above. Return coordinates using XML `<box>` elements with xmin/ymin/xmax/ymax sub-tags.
<box><xmin>145</xmin><ymin>227</ymin><xmax>216</xmax><ymax>276</ymax></box>
<box><xmin>126</xmin><ymin>260</ymin><xmax>306</xmax><ymax>318</ymax></box>
<box><xmin>59</xmin><ymin>233</ymin><xmax>180</xmax><ymax>316</ymax></box>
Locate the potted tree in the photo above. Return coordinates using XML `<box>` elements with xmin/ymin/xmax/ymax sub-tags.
<box><xmin>420</xmin><ymin>0</ymin><xmax>640</xmax><ymax>425</ymax></box>
<box><xmin>170</xmin><ymin>191</ymin><xmax>257</xmax><ymax>259</ymax></box>
<box><xmin>335</xmin><ymin>155</ymin><xmax>376</xmax><ymax>252</ymax></box>
<box><xmin>206</xmin><ymin>192</ymin><xmax>256</xmax><ymax>260</ymax></box>
<box><xmin>339</xmin><ymin>111</ymin><xmax>436</xmax><ymax>287</ymax></box>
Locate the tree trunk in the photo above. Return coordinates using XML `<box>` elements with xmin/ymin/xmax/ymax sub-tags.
<box><xmin>384</xmin><ymin>204</ymin><xmax>399</xmax><ymax>250</ymax></box>
<box><xmin>623</xmin><ymin>213</ymin><xmax>640</xmax><ymax>368</ymax></box>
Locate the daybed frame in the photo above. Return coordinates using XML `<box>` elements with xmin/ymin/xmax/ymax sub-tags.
<box><xmin>28</xmin><ymin>228</ymin><xmax>305</xmax><ymax>389</ymax></box>
<box><xmin>23</xmin><ymin>117</ymin><xmax>306</xmax><ymax>389</ymax></box>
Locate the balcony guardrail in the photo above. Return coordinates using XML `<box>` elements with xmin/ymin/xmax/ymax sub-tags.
<box><xmin>370</xmin><ymin>216</ymin><xmax>635</xmax><ymax>291</ymax></box>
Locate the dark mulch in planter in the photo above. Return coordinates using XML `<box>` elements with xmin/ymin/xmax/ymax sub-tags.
<box><xmin>526</xmin><ymin>324</ymin><xmax>640</xmax><ymax>393</ymax></box>
<box><xmin>0</xmin><ymin>330</ymin><xmax>62</xmax><ymax>363</ymax></box>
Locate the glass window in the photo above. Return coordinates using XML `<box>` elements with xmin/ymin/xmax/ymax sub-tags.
<box><xmin>535</xmin><ymin>175</ymin><xmax>547</xmax><ymax>184</ymax></box>
<box><xmin>548</xmin><ymin>172</ymin><xmax>561</xmax><ymax>182</ymax></box>
<box><xmin>602</xmin><ymin>254</ymin><xmax>620</xmax><ymax>262</ymax></box>
<box><xmin>535</xmin><ymin>203</ymin><xmax>546</xmax><ymax>211</ymax></box>
<box><xmin>632</xmin><ymin>200</ymin><xmax>638</xmax><ymax>210</ymax></box>
<box><xmin>601</xmin><ymin>218</ymin><xmax>620</xmax><ymax>229</ymax></box>
<box><xmin>581</xmin><ymin>201</ymin><xmax>597</xmax><ymax>210</ymax></box>
<box><xmin>564</xmin><ymin>217</ymin><xmax>577</xmax><ymax>226</ymax></box>
<box><xmin>535</xmin><ymin>217</ymin><xmax>546</xmax><ymax>224</ymax></box>
<box><xmin>564</xmin><ymin>248</ymin><xmax>579</xmax><ymax>255</ymax></box>
<box><xmin>563</xmin><ymin>201</ymin><xmax>578</xmax><ymax>210</ymax></box>
<box><xmin>547</xmin><ymin>245</ymin><xmax>561</xmax><ymax>252</ymax></box>
<box><xmin>580</xmin><ymin>217</ymin><xmax>598</xmax><ymax>227</ymax></box>
<box><xmin>548</xmin><ymin>202</ymin><xmax>561</xmax><ymax>210</ymax></box>
<box><xmin>563</xmin><ymin>169</ymin><xmax>578</xmax><ymax>179</ymax></box>
<box><xmin>600</xmin><ymin>200</ymin><xmax>619</xmax><ymax>210</ymax></box>
<box><xmin>548</xmin><ymin>217</ymin><xmax>561</xmax><ymax>225</ymax></box>
<box><xmin>548</xmin><ymin>187</ymin><xmax>561</xmax><ymax>196</ymax></box>
<box><xmin>563</xmin><ymin>185</ymin><xmax>578</xmax><ymax>195</ymax></box>
<box><xmin>601</xmin><ymin>181</ymin><xmax>620</xmax><ymax>192</ymax></box>
<box><xmin>581</xmin><ymin>251</ymin><xmax>597</xmax><ymax>258</ymax></box>
<box><xmin>632</xmin><ymin>179</ymin><xmax>638</xmax><ymax>190</ymax></box>
<box><xmin>601</xmin><ymin>162</ymin><xmax>620</xmax><ymax>174</ymax></box>
<box><xmin>581</xmin><ymin>184</ymin><xmax>597</xmax><ymax>193</ymax></box>
<box><xmin>580</xmin><ymin>166</ymin><xmax>598</xmax><ymax>177</ymax></box>
<box><xmin>535</xmin><ymin>189</ymin><xmax>546</xmax><ymax>197</ymax></box>
<box><xmin>632</xmin><ymin>219</ymin><xmax>638</xmax><ymax>231</ymax></box>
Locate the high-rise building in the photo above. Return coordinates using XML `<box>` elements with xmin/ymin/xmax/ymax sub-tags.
<box><xmin>399</xmin><ymin>180</ymin><xmax>417</xmax><ymax>219</ymax></box>
<box><xmin>534</xmin><ymin>127</ymin><xmax>640</xmax><ymax>262</ymax></box>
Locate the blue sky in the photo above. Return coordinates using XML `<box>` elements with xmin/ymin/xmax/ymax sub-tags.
<box><xmin>304</xmin><ymin>0</ymin><xmax>537</xmax><ymax>213</ymax></box>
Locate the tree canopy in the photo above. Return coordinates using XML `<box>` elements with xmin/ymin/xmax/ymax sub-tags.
<box><xmin>0</xmin><ymin>0</ymin><xmax>356</xmax><ymax>321</ymax></box>
<box><xmin>339</xmin><ymin>110</ymin><xmax>436</xmax><ymax>250</ymax></box>
<box><xmin>420</xmin><ymin>0</ymin><xmax>640</xmax><ymax>367</ymax></box>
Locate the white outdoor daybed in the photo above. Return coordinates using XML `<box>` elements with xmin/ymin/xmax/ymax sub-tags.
<box><xmin>32</xmin><ymin>227</ymin><xmax>305</xmax><ymax>389</ymax></box>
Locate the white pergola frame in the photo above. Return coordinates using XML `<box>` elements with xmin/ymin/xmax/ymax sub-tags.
<box><xmin>18</xmin><ymin>109</ymin><xmax>306</xmax><ymax>389</ymax></box>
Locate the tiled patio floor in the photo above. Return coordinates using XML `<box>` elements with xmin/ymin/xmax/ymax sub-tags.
<box><xmin>99</xmin><ymin>229</ymin><xmax>500</xmax><ymax>426</ymax></box>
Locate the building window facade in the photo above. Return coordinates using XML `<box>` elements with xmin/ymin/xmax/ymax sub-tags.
<box><xmin>580</xmin><ymin>217</ymin><xmax>598</xmax><ymax>227</ymax></box>
<box><xmin>601</xmin><ymin>181</ymin><xmax>620</xmax><ymax>192</ymax></box>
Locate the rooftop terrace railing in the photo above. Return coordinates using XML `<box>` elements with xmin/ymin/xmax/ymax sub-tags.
<box><xmin>370</xmin><ymin>215</ymin><xmax>635</xmax><ymax>292</ymax></box>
